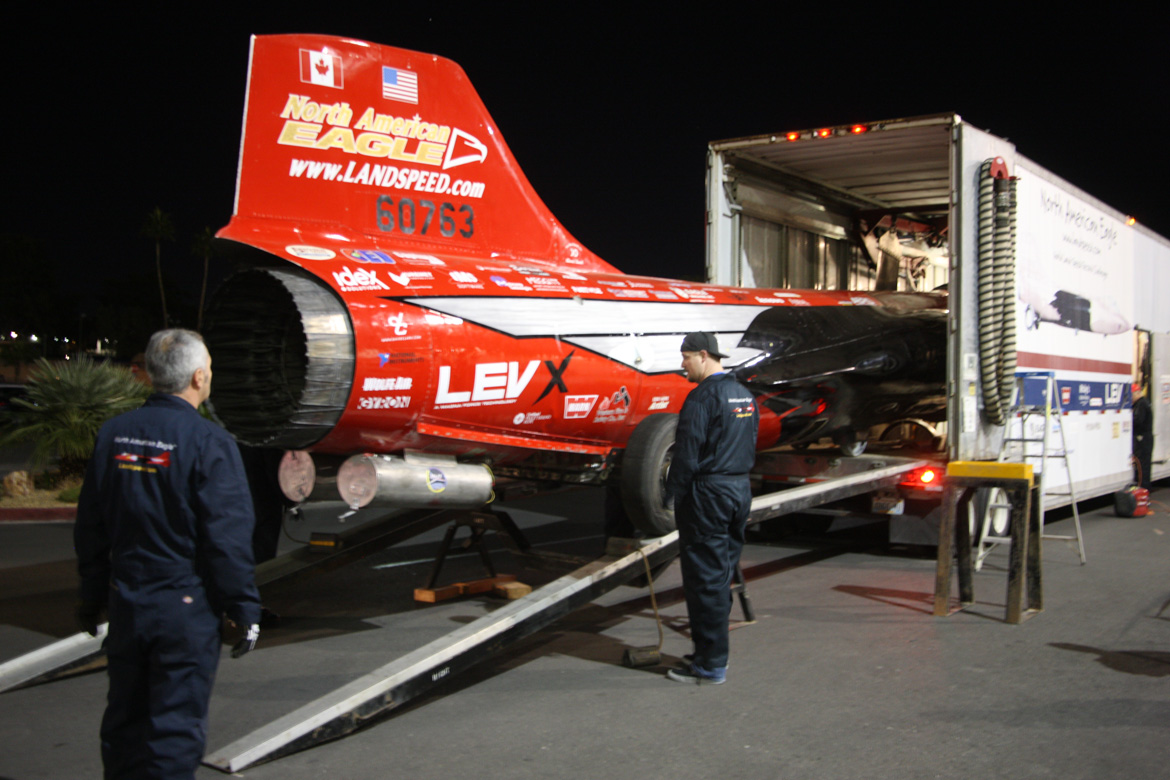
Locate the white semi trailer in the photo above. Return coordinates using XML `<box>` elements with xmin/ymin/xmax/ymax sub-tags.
<box><xmin>706</xmin><ymin>113</ymin><xmax>1170</xmax><ymax>533</ymax></box>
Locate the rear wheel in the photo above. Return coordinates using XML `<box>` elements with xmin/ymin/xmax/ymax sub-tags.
<box><xmin>619</xmin><ymin>414</ymin><xmax>678</xmax><ymax>537</ymax></box>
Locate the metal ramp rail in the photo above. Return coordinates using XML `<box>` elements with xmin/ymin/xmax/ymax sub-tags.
<box><xmin>0</xmin><ymin>507</ymin><xmax>452</xmax><ymax>694</ymax></box>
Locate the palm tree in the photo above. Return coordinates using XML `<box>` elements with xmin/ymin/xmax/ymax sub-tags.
<box><xmin>191</xmin><ymin>227</ymin><xmax>218</xmax><ymax>331</ymax></box>
<box><xmin>141</xmin><ymin>207</ymin><xmax>175</xmax><ymax>327</ymax></box>
<box><xmin>0</xmin><ymin>357</ymin><xmax>150</xmax><ymax>477</ymax></box>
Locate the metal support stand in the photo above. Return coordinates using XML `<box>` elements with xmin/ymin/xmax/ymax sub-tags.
<box><xmin>934</xmin><ymin>461</ymin><xmax>1042</xmax><ymax>624</ymax></box>
<box><xmin>422</xmin><ymin>512</ymin><xmax>530</xmax><ymax>588</ymax></box>
<box><xmin>415</xmin><ymin>511</ymin><xmax>533</xmax><ymax>602</ymax></box>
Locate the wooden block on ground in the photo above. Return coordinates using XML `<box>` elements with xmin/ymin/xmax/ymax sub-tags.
<box><xmin>461</xmin><ymin>574</ymin><xmax>516</xmax><ymax>596</ymax></box>
<box><xmin>414</xmin><ymin>584</ymin><xmax>463</xmax><ymax>603</ymax></box>
<box><xmin>414</xmin><ymin>575</ymin><xmax>518</xmax><ymax>603</ymax></box>
<box><xmin>493</xmin><ymin>581</ymin><xmax>532</xmax><ymax>600</ymax></box>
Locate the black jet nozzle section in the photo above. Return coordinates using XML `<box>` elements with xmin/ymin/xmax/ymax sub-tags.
<box><xmin>204</xmin><ymin>267</ymin><xmax>355</xmax><ymax>448</ymax></box>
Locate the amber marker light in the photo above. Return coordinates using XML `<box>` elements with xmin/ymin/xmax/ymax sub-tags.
<box><xmin>786</xmin><ymin>131</ymin><xmax>801</xmax><ymax>141</ymax></box>
<box><xmin>815</xmin><ymin>128</ymin><xmax>833</xmax><ymax>138</ymax></box>
<box><xmin>1126</xmin><ymin>216</ymin><xmax>1137</xmax><ymax>226</ymax></box>
<box><xmin>850</xmin><ymin>124</ymin><xmax>868</xmax><ymax>134</ymax></box>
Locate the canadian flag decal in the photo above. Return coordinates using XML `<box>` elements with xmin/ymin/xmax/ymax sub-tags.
<box><xmin>300</xmin><ymin>49</ymin><xmax>343</xmax><ymax>89</ymax></box>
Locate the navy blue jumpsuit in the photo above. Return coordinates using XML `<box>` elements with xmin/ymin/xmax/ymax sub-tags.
<box><xmin>665</xmin><ymin>373</ymin><xmax>758</xmax><ymax>673</ymax></box>
<box><xmin>75</xmin><ymin>393</ymin><xmax>261</xmax><ymax>779</ymax></box>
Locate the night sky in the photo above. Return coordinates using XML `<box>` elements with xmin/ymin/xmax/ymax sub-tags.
<box><xmin>5</xmin><ymin>8</ymin><xmax>1167</xmax><ymax>346</ymax></box>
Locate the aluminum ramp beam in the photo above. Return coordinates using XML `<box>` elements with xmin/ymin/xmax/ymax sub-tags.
<box><xmin>749</xmin><ymin>457</ymin><xmax>928</xmax><ymax>524</ymax></box>
<box><xmin>0</xmin><ymin>624</ymin><xmax>108</xmax><ymax>692</ymax></box>
<box><xmin>0</xmin><ymin>507</ymin><xmax>448</xmax><ymax>694</ymax></box>
<box><xmin>204</xmin><ymin>532</ymin><xmax>680</xmax><ymax>772</ymax></box>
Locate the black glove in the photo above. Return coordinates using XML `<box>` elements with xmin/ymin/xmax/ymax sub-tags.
<box><xmin>231</xmin><ymin>623</ymin><xmax>260</xmax><ymax>658</ymax></box>
<box><xmin>76</xmin><ymin>602</ymin><xmax>103</xmax><ymax>637</ymax></box>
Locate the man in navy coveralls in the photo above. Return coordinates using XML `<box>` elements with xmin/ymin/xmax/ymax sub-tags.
<box><xmin>75</xmin><ymin>329</ymin><xmax>261</xmax><ymax>779</ymax></box>
<box><xmin>664</xmin><ymin>332</ymin><xmax>757</xmax><ymax>685</ymax></box>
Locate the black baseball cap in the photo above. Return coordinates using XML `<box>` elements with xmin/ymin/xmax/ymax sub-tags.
<box><xmin>680</xmin><ymin>332</ymin><xmax>728</xmax><ymax>359</ymax></box>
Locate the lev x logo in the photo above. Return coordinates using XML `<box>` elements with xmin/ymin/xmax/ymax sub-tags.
<box><xmin>535</xmin><ymin>350</ymin><xmax>575</xmax><ymax>404</ymax></box>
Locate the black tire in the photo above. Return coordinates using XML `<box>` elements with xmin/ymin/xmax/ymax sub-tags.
<box><xmin>619</xmin><ymin>413</ymin><xmax>678</xmax><ymax>537</ymax></box>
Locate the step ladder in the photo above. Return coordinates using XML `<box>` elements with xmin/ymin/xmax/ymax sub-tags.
<box><xmin>975</xmin><ymin>371</ymin><xmax>1085</xmax><ymax>569</ymax></box>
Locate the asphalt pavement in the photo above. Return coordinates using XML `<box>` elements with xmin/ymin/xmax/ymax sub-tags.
<box><xmin>1</xmin><ymin>486</ymin><xmax>1167</xmax><ymax>780</ymax></box>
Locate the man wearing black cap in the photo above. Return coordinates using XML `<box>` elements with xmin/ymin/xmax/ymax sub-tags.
<box><xmin>664</xmin><ymin>332</ymin><xmax>758</xmax><ymax>684</ymax></box>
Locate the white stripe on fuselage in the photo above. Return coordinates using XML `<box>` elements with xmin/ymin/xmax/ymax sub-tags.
<box><xmin>403</xmin><ymin>297</ymin><xmax>769</xmax><ymax>374</ymax></box>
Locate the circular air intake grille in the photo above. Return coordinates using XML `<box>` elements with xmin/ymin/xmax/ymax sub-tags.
<box><xmin>204</xmin><ymin>268</ymin><xmax>354</xmax><ymax>448</ymax></box>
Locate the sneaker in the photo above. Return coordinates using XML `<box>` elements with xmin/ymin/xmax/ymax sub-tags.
<box><xmin>666</xmin><ymin>663</ymin><xmax>726</xmax><ymax>685</ymax></box>
<box><xmin>683</xmin><ymin>653</ymin><xmax>730</xmax><ymax>669</ymax></box>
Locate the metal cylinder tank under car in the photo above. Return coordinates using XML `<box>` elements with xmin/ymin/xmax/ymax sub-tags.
<box><xmin>337</xmin><ymin>452</ymin><xmax>494</xmax><ymax>509</ymax></box>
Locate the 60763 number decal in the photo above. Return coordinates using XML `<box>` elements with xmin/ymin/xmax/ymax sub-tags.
<box><xmin>376</xmin><ymin>196</ymin><xmax>474</xmax><ymax>238</ymax></box>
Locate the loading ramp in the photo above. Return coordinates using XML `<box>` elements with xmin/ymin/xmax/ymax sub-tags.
<box><xmin>205</xmin><ymin>453</ymin><xmax>925</xmax><ymax>771</ymax></box>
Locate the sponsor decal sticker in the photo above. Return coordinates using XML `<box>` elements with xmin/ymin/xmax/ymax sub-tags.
<box><xmin>358</xmin><ymin>395</ymin><xmax>412</xmax><ymax>409</ymax></box>
<box><xmin>378</xmin><ymin>351</ymin><xmax>422</xmax><ymax>365</ymax></box>
<box><xmin>345</xmin><ymin>249</ymin><xmax>396</xmax><ymax>264</ymax></box>
<box><xmin>435</xmin><ymin>361</ymin><xmax>540</xmax><ymax>407</ymax></box>
<box><xmin>449</xmin><ymin>270</ymin><xmax>478</xmax><ymax>284</ymax></box>
<box><xmin>278</xmin><ymin>95</ymin><xmax>488</xmax><ymax>177</ymax></box>
<box><xmin>394</xmin><ymin>251</ymin><xmax>446</xmax><ymax>265</ymax></box>
<box><xmin>570</xmin><ymin>286</ymin><xmax>603</xmax><ymax>295</ymax></box>
<box><xmin>671</xmin><ymin>287</ymin><xmax>714</xmax><ymax>301</ymax></box>
<box><xmin>512</xmin><ymin>411</ymin><xmax>552</xmax><ymax>425</ymax></box>
<box><xmin>287</xmin><ymin>244</ymin><xmax>337</xmax><ymax>261</ymax></box>
<box><xmin>383</xmin><ymin>313</ymin><xmax>408</xmax><ymax>336</ymax></box>
<box><xmin>333</xmin><ymin>266</ymin><xmax>389</xmax><ymax>291</ymax></box>
<box><xmin>386</xmin><ymin>270</ymin><xmax>434</xmax><ymax>288</ymax></box>
<box><xmin>593</xmin><ymin>386</ymin><xmax>631</xmax><ymax>423</ymax></box>
<box><xmin>489</xmin><ymin>275</ymin><xmax>532</xmax><ymax>291</ymax></box>
<box><xmin>363</xmin><ymin>376</ymin><xmax>413</xmax><ymax>391</ymax></box>
<box><xmin>563</xmin><ymin>395</ymin><xmax>598</xmax><ymax>419</ymax></box>
<box><xmin>535</xmin><ymin>351</ymin><xmax>574</xmax><ymax>403</ymax></box>
<box><xmin>426</xmin><ymin>468</ymin><xmax>447</xmax><ymax>493</ymax></box>
<box><xmin>648</xmin><ymin>395</ymin><xmax>670</xmax><ymax>411</ymax></box>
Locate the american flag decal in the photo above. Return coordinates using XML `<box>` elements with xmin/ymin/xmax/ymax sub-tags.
<box><xmin>382</xmin><ymin>66</ymin><xmax>419</xmax><ymax>104</ymax></box>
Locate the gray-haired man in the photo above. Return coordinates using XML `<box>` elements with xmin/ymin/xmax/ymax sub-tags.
<box><xmin>75</xmin><ymin>329</ymin><xmax>261</xmax><ymax>779</ymax></box>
